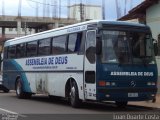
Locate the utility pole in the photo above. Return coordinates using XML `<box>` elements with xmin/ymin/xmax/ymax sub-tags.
<box><xmin>18</xmin><ymin>0</ymin><xmax>22</xmax><ymax>17</ymax></box>
<box><xmin>102</xmin><ymin>0</ymin><xmax>105</xmax><ymax>20</ymax></box>
<box><xmin>53</xmin><ymin>0</ymin><xmax>57</xmax><ymax>18</ymax></box>
<box><xmin>2</xmin><ymin>0</ymin><xmax>5</xmax><ymax>17</ymax></box>
<box><xmin>68</xmin><ymin>0</ymin><xmax>70</xmax><ymax>19</ymax></box>
<box><xmin>80</xmin><ymin>0</ymin><xmax>84</xmax><ymax>22</ymax></box>
<box><xmin>43</xmin><ymin>0</ymin><xmax>46</xmax><ymax>18</ymax></box>
<box><xmin>17</xmin><ymin>0</ymin><xmax>22</xmax><ymax>37</ymax></box>
<box><xmin>59</xmin><ymin>0</ymin><xmax>61</xmax><ymax>19</ymax></box>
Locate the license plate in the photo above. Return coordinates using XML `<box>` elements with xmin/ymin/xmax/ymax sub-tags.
<box><xmin>128</xmin><ymin>93</ymin><xmax>138</xmax><ymax>97</ymax></box>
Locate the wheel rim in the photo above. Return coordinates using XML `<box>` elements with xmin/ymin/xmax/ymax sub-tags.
<box><xmin>71</xmin><ymin>86</ymin><xmax>76</xmax><ymax>104</ymax></box>
<box><xmin>16</xmin><ymin>82</ymin><xmax>21</xmax><ymax>96</ymax></box>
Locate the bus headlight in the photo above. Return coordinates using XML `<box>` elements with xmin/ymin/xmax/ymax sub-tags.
<box><xmin>106</xmin><ymin>82</ymin><xmax>116</xmax><ymax>86</ymax></box>
<box><xmin>106</xmin><ymin>82</ymin><xmax>111</xmax><ymax>86</ymax></box>
<box><xmin>147</xmin><ymin>82</ymin><xmax>151</xmax><ymax>86</ymax></box>
<box><xmin>111</xmin><ymin>82</ymin><xmax>116</xmax><ymax>86</ymax></box>
<box><xmin>105</xmin><ymin>94</ymin><xmax>110</xmax><ymax>97</ymax></box>
<box><xmin>147</xmin><ymin>82</ymin><xmax>156</xmax><ymax>86</ymax></box>
<box><xmin>151</xmin><ymin>82</ymin><xmax>156</xmax><ymax>85</ymax></box>
<box><xmin>99</xmin><ymin>81</ymin><xmax>116</xmax><ymax>86</ymax></box>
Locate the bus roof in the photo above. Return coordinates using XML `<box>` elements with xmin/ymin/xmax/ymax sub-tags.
<box><xmin>4</xmin><ymin>20</ymin><xmax>148</xmax><ymax>47</ymax></box>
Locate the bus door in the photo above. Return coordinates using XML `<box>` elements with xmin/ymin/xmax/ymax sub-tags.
<box><xmin>84</xmin><ymin>30</ymin><xmax>96</xmax><ymax>100</ymax></box>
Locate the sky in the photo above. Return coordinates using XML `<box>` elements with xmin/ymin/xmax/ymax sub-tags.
<box><xmin>0</xmin><ymin>0</ymin><xmax>144</xmax><ymax>20</ymax></box>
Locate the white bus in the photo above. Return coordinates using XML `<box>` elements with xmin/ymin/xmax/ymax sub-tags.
<box><xmin>2</xmin><ymin>20</ymin><xmax>158</xmax><ymax>108</ymax></box>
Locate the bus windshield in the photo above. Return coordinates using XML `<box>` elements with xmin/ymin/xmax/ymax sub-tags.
<box><xmin>101</xmin><ymin>30</ymin><xmax>155</xmax><ymax>64</ymax></box>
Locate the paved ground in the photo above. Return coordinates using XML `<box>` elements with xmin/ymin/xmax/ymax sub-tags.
<box><xmin>129</xmin><ymin>94</ymin><xmax>160</xmax><ymax>109</ymax></box>
<box><xmin>0</xmin><ymin>91</ymin><xmax>160</xmax><ymax>120</ymax></box>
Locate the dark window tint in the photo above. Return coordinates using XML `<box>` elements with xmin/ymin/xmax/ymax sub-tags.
<box><xmin>38</xmin><ymin>38</ymin><xmax>51</xmax><ymax>56</ymax></box>
<box><xmin>52</xmin><ymin>35</ymin><xmax>67</xmax><ymax>54</ymax></box>
<box><xmin>16</xmin><ymin>43</ymin><xmax>26</xmax><ymax>58</ymax></box>
<box><xmin>68</xmin><ymin>33</ymin><xmax>82</xmax><ymax>53</ymax></box>
<box><xmin>85</xmin><ymin>71</ymin><xmax>95</xmax><ymax>83</ymax></box>
<box><xmin>158</xmin><ymin>34</ymin><xmax>160</xmax><ymax>56</ymax></box>
<box><xmin>86</xmin><ymin>31</ymin><xmax>96</xmax><ymax>64</ymax></box>
<box><xmin>26</xmin><ymin>41</ymin><xmax>37</xmax><ymax>57</ymax></box>
<box><xmin>4</xmin><ymin>47</ymin><xmax>8</xmax><ymax>59</ymax></box>
<box><xmin>8</xmin><ymin>45</ymin><xmax>16</xmax><ymax>59</ymax></box>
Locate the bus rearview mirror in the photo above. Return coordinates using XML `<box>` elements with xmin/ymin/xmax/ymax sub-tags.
<box><xmin>154</xmin><ymin>42</ymin><xmax>158</xmax><ymax>56</ymax></box>
<box><xmin>153</xmin><ymin>39</ymin><xmax>158</xmax><ymax>56</ymax></box>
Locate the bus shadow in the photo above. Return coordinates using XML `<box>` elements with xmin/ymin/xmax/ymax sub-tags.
<box><xmin>27</xmin><ymin>95</ymin><xmax>159</xmax><ymax>112</ymax></box>
<box><xmin>30</xmin><ymin>95</ymin><xmax>70</xmax><ymax>106</ymax></box>
<box><xmin>81</xmin><ymin>102</ymin><xmax>159</xmax><ymax>112</ymax></box>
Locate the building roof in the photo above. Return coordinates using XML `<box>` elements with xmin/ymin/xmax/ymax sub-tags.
<box><xmin>119</xmin><ymin>0</ymin><xmax>159</xmax><ymax>21</ymax></box>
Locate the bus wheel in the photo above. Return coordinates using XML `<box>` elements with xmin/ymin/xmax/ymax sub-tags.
<box><xmin>16</xmin><ymin>79</ymin><xmax>31</xmax><ymax>99</ymax></box>
<box><xmin>70</xmin><ymin>81</ymin><xmax>81</xmax><ymax>108</ymax></box>
<box><xmin>115</xmin><ymin>101</ymin><xmax>128</xmax><ymax>108</ymax></box>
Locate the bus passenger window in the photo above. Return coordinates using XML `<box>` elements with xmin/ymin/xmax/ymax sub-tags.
<box><xmin>3</xmin><ymin>47</ymin><xmax>8</xmax><ymax>59</ymax></box>
<box><xmin>26</xmin><ymin>41</ymin><xmax>38</xmax><ymax>57</ymax></box>
<box><xmin>52</xmin><ymin>35</ymin><xmax>67</xmax><ymax>54</ymax></box>
<box><xmin>68</xmin><ymin>33</ymin><xmax>82</xmax><ymax>53</ymax></box>
<box><xmin>16</xmin><ymin>43</ymin><xmax>26</xmax><ymax>58</ymax></box>
<box><xmin>38</xmin><ymin>38</ymin><xmax>51</xmax><ymax>56</ymax></box>
<box><xmin>8</xmin><ymin>45</ymin><xmax>16</xmax><ymax>59</ymax></box>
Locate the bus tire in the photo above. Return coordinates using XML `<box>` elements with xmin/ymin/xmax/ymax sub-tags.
<box><xmin>16</xmin><ymin>79</ymin><xmax>31</xmax><ymax>99</ymax></box>
<box><xmin>115</xmin><ymin>101</ymin><xmax>128</xmax><ymax>108</ymax></box>
<box><xmin>70</xmin><ymin>81</ymin><xmax>81</xmax><ymax>108</ymax></box>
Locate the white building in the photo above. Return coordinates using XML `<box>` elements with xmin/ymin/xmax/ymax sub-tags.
<box><xmin>119</xmin><ymin>0</ymin><xmax>160</xmax><ymax>40</ymax></box>
<box><xmin>146</xmin><ymin>1</ymin><xmax>160</xmax><ymax>40</ymax></box>
<box><xmin>69</xmin><ymin>4</ymin><xmax>102</xmax><ymax>21</ymax></box>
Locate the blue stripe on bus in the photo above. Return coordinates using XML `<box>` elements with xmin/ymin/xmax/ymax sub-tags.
<box><xmin>11</xmin><ymin>60</ymin><xmax>32</xmax><ymax>93</ymax></box>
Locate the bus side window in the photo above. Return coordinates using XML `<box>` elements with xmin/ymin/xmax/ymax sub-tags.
<box><xmin>52</xmin><ymin>35</ymin><xmax>67</xmax><ymax>55</ymax></box>
<box><xmin>8</xmin><ymin>45</ymin><xmax>16</xmax><ymax>59</ymax></box>
<box><xmin>26</xmin><ymin>41</ymin><xmax>38</xmax><ymax>57</ymax></box>
<box><xmin>75</xmin><ymin>33</ymin><xmax>82</xmax><ymax>52</ymax></box>
<box><xmin>38</xmin><ymin>38</ymin><xmax>51</xmax><ymax>56</ymax></box>
<box><xmin>68</xmin><ymin>32</ymin><xmax>82</xmax><ymax>53</ymax></box>
<box><xmin>4</xmin><ymin>47</ymin><xmax>8</xmax><ymax>59</ymax></box>
<box><xmin>16</xmin><ymin>43</ymin><xmax>26</xmax><ymax>58</ymax></box>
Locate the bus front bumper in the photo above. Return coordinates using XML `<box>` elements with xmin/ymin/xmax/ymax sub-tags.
<box><xmin>97</xmin><ymin>87</ymin><xmax>157</xmax><ymax>101</ymax></box>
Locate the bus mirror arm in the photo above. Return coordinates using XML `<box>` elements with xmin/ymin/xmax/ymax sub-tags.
<box><xmin>96</xmin><ymin>40</ymin><xmax>102</xmax><ymax>55</ymax></box>
<box><xmin>0</xmin><ymin>55</ymin><xmax>3</xmax><ymax>63</ymax></box>
<box><xmin>153</xmin><ymin>39</ymin><xmax>158</xmax><ymax>56</ymax></box>
<box><xmin>96</xmin><ymin>34</ymin><xmax>102</xmax><ymax>55</ymax></box>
